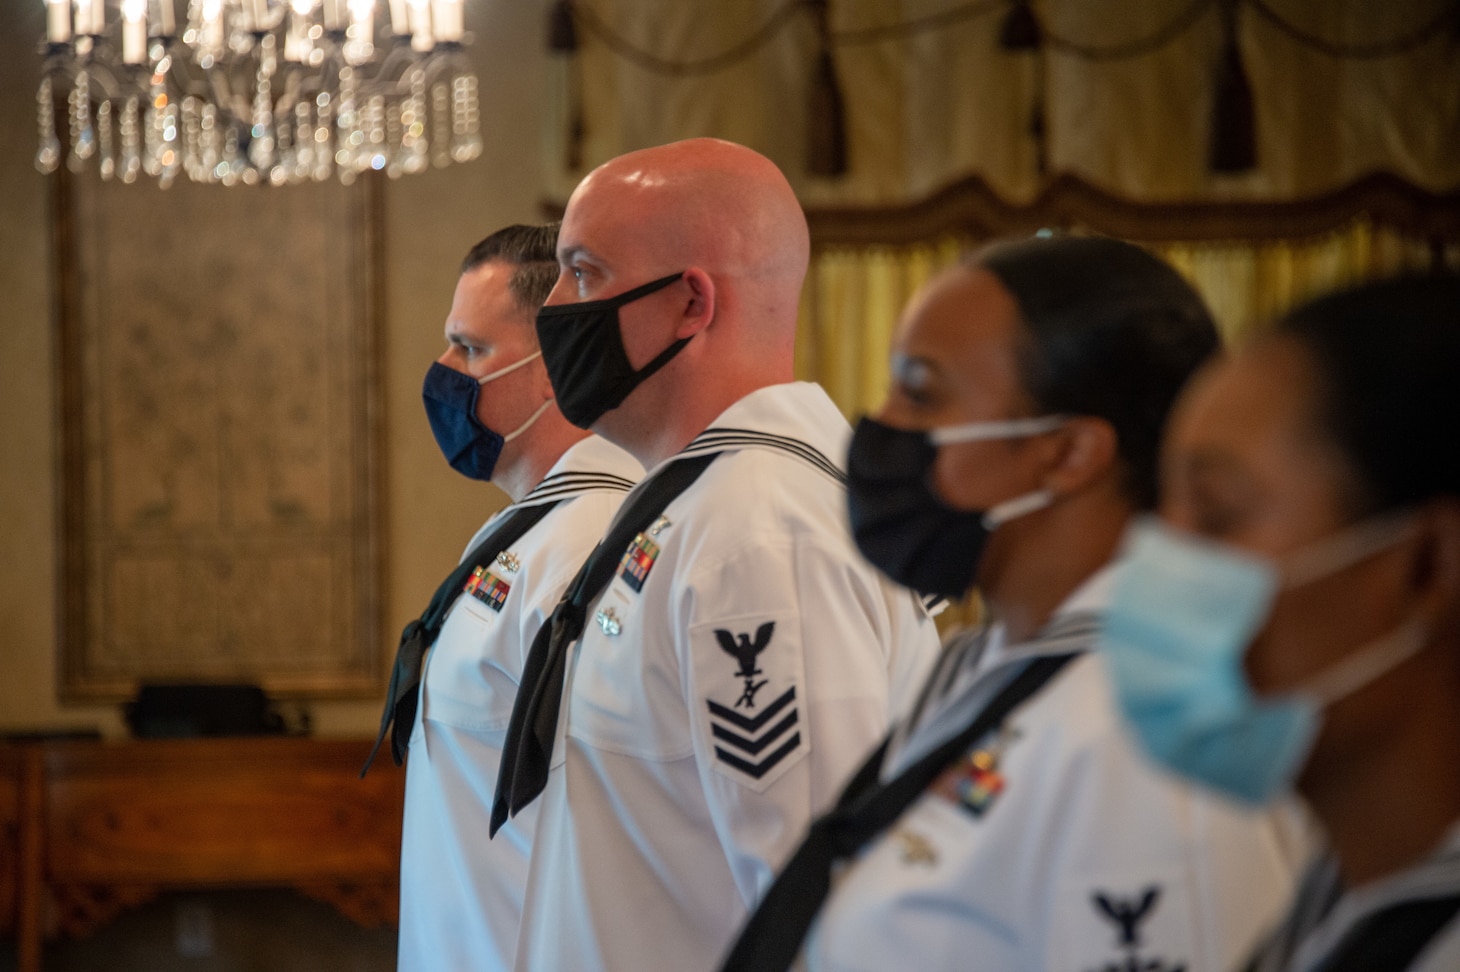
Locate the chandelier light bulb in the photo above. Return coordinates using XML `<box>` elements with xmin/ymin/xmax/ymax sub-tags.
<box><xmin>45</xmin><ymin>0</ymin><xmax>72</xmax><ymax>43</ymax></box>
<box><xmin>35</xmin><ymin>0</ymin><xmax>481</xmax><ymax>186</ymax></box>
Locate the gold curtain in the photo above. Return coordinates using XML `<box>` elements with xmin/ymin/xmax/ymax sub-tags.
<box><xmin>548</xmin><ymin>0</ymin><xmax>1460</xmax><ymax>209</ymax></box>
<box><xmin>1153</xmin><ymin>222</ymin><xmax>1457</xmax><ymax>345</ymax></box>
<box><xmin>794</xmin><ymin>236</ymin><xmax>965</xmax><ymax>417</ymax></box>
<box><xmin>794</xmin><ymin>221</ymin><xmax>1458</xmax><ymax>634</ymax></box>
<box><xmin>796</xmin><ymin>221</ymin><xmax>1460</xmax><ymax>416</ymax></box>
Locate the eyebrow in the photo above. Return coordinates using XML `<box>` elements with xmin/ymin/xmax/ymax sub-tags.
<box><xmin>1182</xmin><ymin>450</ymin><xmax>1243</xmax><ymax>475</ymax></box>
<box><xmin>557</xmin><ymin>244</ymin><xmax>600</xmax><ymax>266</ymax></box>
<box><xmin>444</xmin><ymin>323</ymin><xmax>488</xmax><ymax>348</ymax></box>
<box><xmin>1170</xmin><ymin>448</ymin><xmax>1254</xmax><ymax>491</ymax></box>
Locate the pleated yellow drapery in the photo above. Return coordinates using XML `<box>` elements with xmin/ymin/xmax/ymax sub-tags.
<box><xmin>797</xmin><ymin>221</ymin><xmax>1459</xmax><ymax>417</ymax></box>
<box><xmin>1154</xmin><ymin>221</ymin><xmax>1457</xmax><ymax>346</ymax></box>
<box><xmin>795</xmin><ymin>237</ymin><xmax>965</xmax><ymax>418</ymax></box>
<box><xmin>795</xmin><ymin>221</ymin><xmax>1457</xmax><ymax>635</ymax></box>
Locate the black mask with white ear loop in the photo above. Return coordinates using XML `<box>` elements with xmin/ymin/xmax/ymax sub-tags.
<box><xmin>845</xmin><ymin>415</ymin><xmax>1063</xmax><ymax>598</ymax></box>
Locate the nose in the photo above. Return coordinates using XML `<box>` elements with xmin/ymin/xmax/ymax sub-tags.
<box><xmin>543</xmin><ymin>269</ymin><xmax>574</xmax><ymax>308</ymax></box>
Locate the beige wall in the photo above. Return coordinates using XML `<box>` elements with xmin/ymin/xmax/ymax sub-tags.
<box><xmin>0</xmin><ymin>1</ymin><xmax>550</xmax><ymax>738</ymax></box>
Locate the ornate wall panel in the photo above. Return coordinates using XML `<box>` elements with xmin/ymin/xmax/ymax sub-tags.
<box><xmin>52</xmin><ymin>173</ymin><xmax>382</xmax><ymax>699</ymax></box>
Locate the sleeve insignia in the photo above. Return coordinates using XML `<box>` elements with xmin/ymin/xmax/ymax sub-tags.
<box><xmin>700</xmin><ymin>619</ymin><xmax>805</xmax><ymax>789</ymax></box>
<box><xmin>715</xmin><ymin>621</ymin><xmax>775</xmax><ymax>708</ymax></box>
<box><xmin>464</xmin><ymin>566</ymin><xmax>511</xmax><ymax>613</ymax></box>
<box><xmin>707</xmin><ymin>687</ymin><xmax>799</xmax><ymax>779</ymax></box>
<box><xmin>1087</xmin><ymin>885</ymin><xmax>1186</xmax><ymax>972</ymax></box>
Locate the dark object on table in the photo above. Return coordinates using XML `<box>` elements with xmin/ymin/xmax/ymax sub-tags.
<box><xmin>125</xmin><ymin>683</ymin><xmax>286</xmax><ymax>738</ymax></box>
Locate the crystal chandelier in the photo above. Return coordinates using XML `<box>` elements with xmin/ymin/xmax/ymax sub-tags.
<box><xmin>36</xmin><ymin>0</ymin><xmax>482</xmax><ymax>186</ymax></box>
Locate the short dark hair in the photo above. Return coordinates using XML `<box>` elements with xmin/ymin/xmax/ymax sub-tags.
<box><xmin>460</xmin><ymin>222</ymin><xmax>561</xmax><ymax>317</ymax></box>
<box><xmin>1276</xmin><ymin>272</ymin><xmax>1460</xmax><ymax>516</ymax></box>
<box><xmin>976</xmin><ymin>235</ymin><xmax>1221</xmax><ymax>510</ymax></box>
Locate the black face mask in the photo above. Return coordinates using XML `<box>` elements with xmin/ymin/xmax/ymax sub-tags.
<box><xmin>535</xmin><ymin>272</ymin><xmax>688</xmax><ymax>429</ymax></box>
<box><xmin>846</xmin><ymin>416</ymin><xmax>1055</xmax><ymax>599</ymax></box>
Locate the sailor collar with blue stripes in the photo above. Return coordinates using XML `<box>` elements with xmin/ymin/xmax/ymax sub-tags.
<box><xmin>1260</xmin><ymin>822</ymin><xmax>1460</xmax><ymax>972</ymax></box>
<box><xmin>972</xmin><ymin>563</ymin><xmax>1116</xmax><ymax>677</ymax></box>
<box><xmin>888</xmin><ymin>565</ymin><xmax>1115</xmax><ymax>776</ymax></box>
<box><xmin>510</xmin><ymin>435</ymin><xmax>642</xmax><ymax>513</ymax></box>
<box><xmin>664</xmin><ymin>381</ymin><xmax>850</xmax><ymax>483</ymax></box>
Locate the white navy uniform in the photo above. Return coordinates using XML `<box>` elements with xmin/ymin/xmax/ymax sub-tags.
<box><xmin>1244</xmin><ymin>823</ymin><xmax>1460</xmax><ymax>972</ymax></box>
<box><xmin>397</xmin><ymin>436</ymin><xmax>642</xmax><ymax>972</ymax></box>
<box><xmin>803</xmin><ymin>565</ymin><xmax>1306</xmax><ymax>972</ymax></box>
<box><xmin>511</xmin><ymin>382</ymin><xmax>942</xmax><ymax>972</ymax></box>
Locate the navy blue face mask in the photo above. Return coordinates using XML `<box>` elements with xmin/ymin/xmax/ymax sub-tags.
<box><xmin>422</xmin><ymin>352</ymin><xmax>550</xmax><ymax>481</ymax></box>
<box><xmin>535</xmin><ymin>272</ymin><xmax>687</xmax><ymax>429</ymax></box>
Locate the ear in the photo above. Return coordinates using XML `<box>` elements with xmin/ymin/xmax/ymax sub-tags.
<box><xmin>1412</xmin><ymin>497</ymin><xmax>1460</xmax><ymax>636</ymax></box>
<box><xmin>1041</xmin><ymin>416</ymin><xmax>1119</xmax><ymax>496</ymax></box>
<box><xmin>675</xmin><ymin>267</ymin><xmax>716</xmax><ymax>339</ymax></box>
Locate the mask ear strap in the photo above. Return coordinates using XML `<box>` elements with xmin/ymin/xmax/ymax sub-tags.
<box><xmin>1282</xmin><ymin>512</ymin><xmax>1417</xmax><ymax>589</ymax></box>
<box><xmin>631</xmin><ymin>336</ymin><xmax>692</xmax><ymax>384</ymax></box>
<box><xmin>477</xmin><ymin>350</ymin><xmax>543</xmax><ymax>386</ymax></box>
<box><xmin>623</xmin><ymin>272</ymin><xmax>694</xmax><ymax>382</ymax></box>
<box><xmin>611</xmin><ymin>271</ymin><xmax>684</xmax><ymax>306</ymax></box>
<box><xmin>537</xmin><ymin>272</ymin><xmax>685</xmax><ymax>316</ymax></box>
<box><xmin>1302</xmin><ymin>616</ymin><xmax>1429</xmax><ymax>707</ymax></box>
<box><xmin>503</xmin><ymin>399</ymin><xmax>555</xmax><ymax>443</ymax></box>
<box><xmin>981</xmin><ymin>489</ymin><xmax>1054</xmax><ymax>529</ymax></box>
<box><xmin>929</xmin><ymin>415</ymin><xmax>1066</xmax><ymax>446</ymax></box>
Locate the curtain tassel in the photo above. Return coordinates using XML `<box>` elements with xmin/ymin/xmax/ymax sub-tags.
<box><xmin>999</xmin><ymin>0</ymin><xmax>1043</xmax><ymax>52</ymax></box>
<box><xmin>806</xmin><ymin>0</ymin><xmax>848</xmax><ymax>177</ymax></box>
<box><xmin>547</xmin><ymin>0</ymin><xmax>577</xmax><ymax>52</ymax></box>
<box><xmin>546</xmin><ymin>0</ymin><xmax>584</xmax><ymax>170</ymax></box>
<box><xmin>1209</xmin><ymin>2</ymin><xmax>1257</xmax><ymax>173</ymax></box>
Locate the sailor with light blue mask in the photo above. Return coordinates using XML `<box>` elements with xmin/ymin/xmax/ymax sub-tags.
<box><xmin>1105</xmin><ymin>513</ymin><xmax>1427</xmax><ymax>806</ymax></box>
<box><xmin>1100</xmin><ymin>273</ymin><xmax>1460</xmax><ymax>972</ymax></box>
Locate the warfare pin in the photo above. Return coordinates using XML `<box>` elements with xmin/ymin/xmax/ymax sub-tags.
<box><xmin>595</xmin><ymin>607</ymin><xmax>623</xmax><ymax>637</ymax></box>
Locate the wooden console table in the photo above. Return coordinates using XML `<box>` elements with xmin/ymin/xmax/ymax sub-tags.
<box><xmin>0</xmin><ymin>737</ymin><xmax>404</xmax><ymax>972</ymax></box>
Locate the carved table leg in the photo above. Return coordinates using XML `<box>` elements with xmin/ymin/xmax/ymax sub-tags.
<box><xmin>18</xmin><ymin>747</ymin><xmax>44</xmax><ymax>972</ymax></box>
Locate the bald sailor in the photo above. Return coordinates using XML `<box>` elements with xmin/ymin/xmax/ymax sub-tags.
<box><xmin>490</xmin><ymin>139</ymin><xmax>941</xmax><ymax>972</ymax></box>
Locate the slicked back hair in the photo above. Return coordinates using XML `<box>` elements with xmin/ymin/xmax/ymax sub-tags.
<box><xmin>975</xmin><ymin>235</ymin><xmax>1221</xmax><ymax>510</ymax></box>
<box><xmin>1277</xmin><ymin>273</ymin><xmax>1460</xmax><ymax>517</ymax></box>
<box><xmin>460</xmin><ymin>222</ymin><xmax>561</xmax><ymax>319</ymax></box>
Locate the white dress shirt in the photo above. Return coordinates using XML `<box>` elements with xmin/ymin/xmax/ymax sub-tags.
<box><xmin>398</xmin><ymin>435</ymin><xmax>642</xmax><ymax>972</ymax></box>
<box><xmin>803</xmin><ymin>565</ymin><xmax>1307</xmax><ymax>972</ymax></box>
<box><xmin>512</xmin><ymin>382</ymin><xmax>942</xmax><ymax>972</ymax></box>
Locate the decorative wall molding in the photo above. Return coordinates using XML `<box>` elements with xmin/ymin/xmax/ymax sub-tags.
<box><xmin>799</xmin><ymin>171</ymin><xmax>1460</xmax><ymax>246</ymax></box>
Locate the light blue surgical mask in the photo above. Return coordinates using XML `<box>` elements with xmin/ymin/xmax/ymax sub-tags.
<box><xmin>1100</xmin><ymin>515</ymin><xmax>1426</xmax><ymax>805</ymax></box>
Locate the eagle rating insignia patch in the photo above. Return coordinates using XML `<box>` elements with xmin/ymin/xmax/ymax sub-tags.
<box><xmin>1086</xmin><ymin>885</ymin><xmax>1187</xmax><ymax>972</ymax></box>
<box><xmin>697</xmin><ymin>617</ymin><xmax>807</xmax><ymax>791</ymax></box>
<box><xmin>464</xmin><ymin>566</ymin><xmax>511</xmax><ymax>613</ymax></box>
